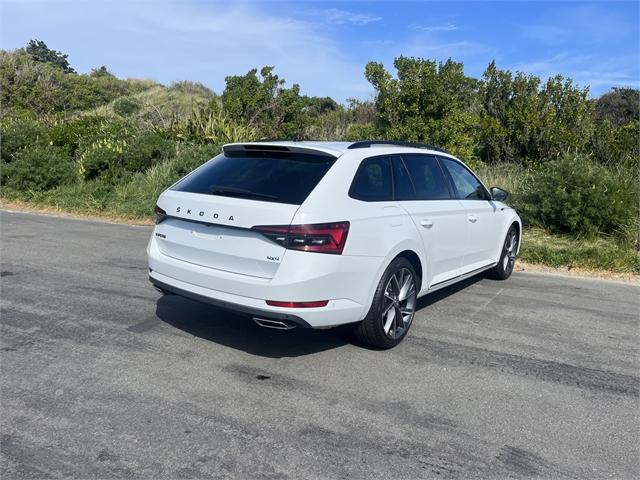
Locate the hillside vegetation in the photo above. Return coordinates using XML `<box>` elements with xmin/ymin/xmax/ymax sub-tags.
<box><xmin>1</xmin><ymin>40</ymin><xmax>638</xmax><ymax>273</ymax></box>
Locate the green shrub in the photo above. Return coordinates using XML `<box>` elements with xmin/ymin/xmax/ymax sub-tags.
<box><xmin>0</xmin><ymin>116</ymin><xmax>48</xmax><ymax>163</ymax></box>
<box><xmin>48</xmin><ymin>115</ymin><xmax>112</xmax><ymax>156</ymax></box>
<box><xmin>78</xmin><ymin>137</ymin><xmax>128</xmax><ymax>181</ymax></box>
<box><xmin>518</xmin><ymin>154</ymin><xmax>638</xmax><ymax>237</ymax></box>
<box><xmin>1</xmin><ymin>145</ymin><xmax>76</xmax><ymax>191</ymax></box>
<box><xmin>122</xmin><ymin>132</ymin><xmax>176</xmax><ymax>172</ymax></box>
<box><xmin>113</xmin><ymin>97</ymin><xmax>140</xmax><ymax>116</ymax></box>
<box><xmin>592</xmin><ymin>120</ymin><xmax>639</xmax><ymax>168</ymax></box>
<box><xmin>77</xmin><ymin>131</ymin><xmax>176</xmax><ymax>182</ymax></box>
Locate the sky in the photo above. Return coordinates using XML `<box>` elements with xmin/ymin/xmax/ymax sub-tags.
<box><xmin>1</xmin><ymin>0</ymin><xmax>638</xmax><ymax>102</ymax></box>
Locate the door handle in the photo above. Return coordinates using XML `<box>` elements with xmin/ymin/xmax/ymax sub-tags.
<box><xmin>420</xmin><ymin>219</ymin><xmax>434</xmax><ymax>229</ymax></box>
<box><xmin>467</xmin><ymin>215</ymin><xmax>478</xmax><ymax>223</ymax></box>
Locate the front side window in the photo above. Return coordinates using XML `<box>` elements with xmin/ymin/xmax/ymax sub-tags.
<box><xmin>439</xmin><ymin>157</ymin><xmax>489</xmax><ymax>201</ymax></box>
<box><xmin>349</xmin><ymin>156</ymin><xmax>393</xmax><ymax>201</ymax></box>
<box><xmin>172</xmin><ymin>151</ymin><xmax>335</xmax><ymax>205</ymax></box>
<box><xmin>401</xmin><ymin>154</ymin><xmax>451</xmax><ymax>200</ymax></box>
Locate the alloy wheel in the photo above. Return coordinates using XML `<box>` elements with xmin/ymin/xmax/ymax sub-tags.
<box><xmin>381</xmin><ymin>267</ymin><xmax>417</xmax><ymax>340</ymax></box>
<box><xmin>502</xmin><ymin>229</ymin><xmax>517</xmax><ymax>272</ymax></box>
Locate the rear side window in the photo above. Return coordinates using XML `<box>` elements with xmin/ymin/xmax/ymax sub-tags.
<box><xmin>401</xmin><ymin>154</ymin><xmax>451</xmax><ymax>200</ymax></box>
<box><xmin>349</xmin><ymin>156</ymin><xmax>393</xmax><ymax>201</ymax></box>
<box><xmin>172</xmin><ymin>151</ymin><xmax>335</xmax><ymax>205</ymax></box>
<box><xmin>391</xmin><ymin>156</ymin><xmax>416</xmax><ymax>200</ymax></box>
<box><xmin>439</xmin><ymin>157</ymin><xmax>489</xmax><ymax>201</ymax></box>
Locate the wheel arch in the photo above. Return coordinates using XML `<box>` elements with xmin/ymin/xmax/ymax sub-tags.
<box><xmin>363</xmin><ymin>240</ymin><xmax>427</xmax><ymax>312</ymax></box>
<box><xmin>395</xmin><ymin>250</ymin><xmax>423</xmax><ymax>286</ymax></box>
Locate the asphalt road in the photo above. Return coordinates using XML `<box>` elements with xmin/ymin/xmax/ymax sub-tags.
<box><xmin>1</xmin><ymin>210</ymin><xmax>639</xmax><ymax>479</ymax></box>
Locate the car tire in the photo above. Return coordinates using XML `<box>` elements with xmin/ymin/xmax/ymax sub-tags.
<box><xmin>353</xmin><ymin>257</ymin><xmax>419</xmax><ymax>349</ymax></box>
<box><xmin>485</xmin><ymin>225</ymin><xmax>518</xmax><ymax>280</ymax></box>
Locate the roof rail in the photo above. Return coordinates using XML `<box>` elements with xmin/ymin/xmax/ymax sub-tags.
<box><xmin>347</xmin><ymin>140</ymin><xmax>449</xmax><ymax>153</ymax></box>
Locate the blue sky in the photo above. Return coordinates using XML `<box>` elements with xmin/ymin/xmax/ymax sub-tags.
<box><xmin>1</xmin><ymin>1</ymin><xmax>638</xmax><ymax>101</ymax></box>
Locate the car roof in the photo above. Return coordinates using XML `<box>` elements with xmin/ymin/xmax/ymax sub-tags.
<box><xmin>223</xmin><ymin>141</ymin><xmax>453</xmax><ymax>158</ymax></box>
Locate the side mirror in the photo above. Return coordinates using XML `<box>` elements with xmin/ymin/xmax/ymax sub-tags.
<box><xmin>490</xmin><ymin>187</ymin><xmax>509</xmax><ymax>202</ymax></box>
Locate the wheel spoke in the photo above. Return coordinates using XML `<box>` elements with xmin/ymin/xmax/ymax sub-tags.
<box><xmin>396</xmin><ymin>305</ymin><xmax>407</xmax><ymax>327</ymax></box>
<box><xmin>383</xmin><ymin>307</ymin><xmax>395</xmax><ymax>334</ymax></box>
<box><xmin>391</xmin><ymin>273</ymin><xmax>401</xmax><ymax>295</ymax></box>
<box><xmin>398</xmin><ymin>273</ymin><xmax>414</xmax><ymax>301</ymax></box>
<box><xmin>382</xmin><ymin>300</ymin><xmax>394</xmax><ymax>316</ymax></box>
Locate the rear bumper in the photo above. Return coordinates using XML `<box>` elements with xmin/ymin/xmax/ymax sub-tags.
<box><xmin>147</xmin><ymin>235</ymin><xmax>380</xmax><ymax>328</ymax></box>
<box><xmin>150</xmin><ymin>275</ymin><xmax>312</xmax><ymax>328</ymax></box>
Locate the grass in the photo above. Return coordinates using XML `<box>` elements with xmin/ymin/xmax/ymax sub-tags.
<box><xmin>83</xmin><ymin>83</ymin><xmax>217</xmax><ymax>128</ymax></box>
<box><xmin>520</xmin><ymin>228</ymin><xmax>639</xmax><ymax>274</ymax></box>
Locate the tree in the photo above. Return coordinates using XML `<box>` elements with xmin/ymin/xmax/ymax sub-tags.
<box><xmin>594</xmin><ymin>88</ymin><xmax>640</xmax><ymax>127</ymax></box>
<box><xmin>363</xmin><ymin>56</ymin><xmax>481</xmax><ymax>160</ymax></box>
<box><xmin>222</xmin><ymin>66</ymin><xmax>311</xmax><ymax>139</ymax></box>
<box><xmin>25</xmin><ymin>39</ymin><xmax>75</xmax><ymax>73</ymax></box>
<box><xmin>90</xmin><ymin>65</ymin><xmax>114</xmax><ymax>78</ymax></box>
<box><xmin>478</xmin><ymin>61</ymin><xmax>592</xmax><ymax>164</ymax></box>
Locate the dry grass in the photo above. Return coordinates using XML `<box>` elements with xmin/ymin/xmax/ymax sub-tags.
<box><xmin>0</xmin><ymin>198</ymin><xmax>153</xmax><ymax>226</ymax></box>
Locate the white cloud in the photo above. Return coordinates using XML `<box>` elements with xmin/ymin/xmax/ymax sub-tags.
<box><xmin>510</xmin><ymin>52</ymin><xmax>639</xmax><ymax>94</ymax></box>
<box><xmin>1</xmin><ymin>0</ymin><xmax>372</xmax><ymax>101</ymax></box>
<box><xmin>321</xmin><ymin>8</ymin><xmax>382</xmax><ymax>26</ymax></box>
<box><xmin>410</xmin><ymin>23</ymin><xmax>459</xmax><ymax>33</ymax></box>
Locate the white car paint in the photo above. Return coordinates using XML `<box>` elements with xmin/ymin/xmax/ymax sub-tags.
<box><xmin>147</xmin><ymin>141</ymin><xmax>521</xmax><ymax>330</ymax></box>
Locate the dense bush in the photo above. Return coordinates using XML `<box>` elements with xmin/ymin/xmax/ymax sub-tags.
<box><xmin>1</xmin><ymin>145</ymin><xmax>76</xmax><ymax>191</ymax></box>
<box><xmin>517</xmin><ymin>155</ymin><xmax>638</xmax><ymax>237</ymax></box>
<box><xmin>48</xmin><ymin>115</ymin><xmax>115</xmax><ymax>156</ymax></box>
<box><xmin>0</xmin><ymin>116</ymin><xmax>48</xmax><ymax>163</ymax></box>
<box><xmin>78</xmin><ymin>138</ymin><xmax>128</xmax><ymax>181</ymax></box>
<box><xmin>592</xmin><ymin>119</ymin><xmax>639</xmax><ymax>168</ymax></box>
<box><xmin>113</xmin><ymin>97</ymin><xmax>140</xmax><ymax>116</ymax></box>
<box><xmin>121</xmin><ymin>132</ymin><xmax>176</xmax><ymax>172</ymax></box>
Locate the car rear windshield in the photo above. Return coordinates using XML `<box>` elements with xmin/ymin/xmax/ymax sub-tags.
<box><xmin>172</xmin><ymin>151</ymin><xmax>336</xmax><ymax>205</ymax></box>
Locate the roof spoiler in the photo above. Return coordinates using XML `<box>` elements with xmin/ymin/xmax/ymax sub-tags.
<box><xmin>223</xmin><ymin>143</ymin><xmax>338</xmax><ymax>158</ymax></box>
<box><xmin>348</xmin><ymin>140</ymin><xmax>449</xmax><ymax>153</ymax></box>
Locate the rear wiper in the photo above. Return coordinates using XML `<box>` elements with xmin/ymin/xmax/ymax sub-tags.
<box><xmin>209</xmin><ymin>185</ymin><xmax>278</xmax><ymax>200</ymax></box>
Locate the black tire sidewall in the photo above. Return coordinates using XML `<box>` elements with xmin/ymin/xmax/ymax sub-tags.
<box><xmin>362</xmin><ymin>257</ymin><xmax>419</xmax><ymax>349</ymax></box>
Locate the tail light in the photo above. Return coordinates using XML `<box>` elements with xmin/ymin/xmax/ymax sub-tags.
<box><xmin>252</xmin><ymin>221</ymin><xmax>349</xmax><ymax>254</ymax></box>
<box><xmin>155</xmin><ymin>205</ymin><xmax>168</xmax><ymax>224</ymax></box>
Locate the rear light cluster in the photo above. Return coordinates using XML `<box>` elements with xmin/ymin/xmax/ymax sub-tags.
<box><xmin>155</xmin><ymin>205</ymin><xmax>168</xmax><ymax>224</ymax></box>
<box><xmin>252</xmin><ymin>221</ymin><xmax>350</xmax><ymax>254</ymax></box>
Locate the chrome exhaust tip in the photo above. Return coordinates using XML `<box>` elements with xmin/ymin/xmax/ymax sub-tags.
<box><xmin>252</xmin><ymin>317</ymin><xmax>296</xmax><ymax>330</ymax></box>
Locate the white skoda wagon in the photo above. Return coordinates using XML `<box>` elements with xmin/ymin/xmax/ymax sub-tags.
<box><xmin>148</xmin><ymin>141</ymin><xmax>521</xmax><ymax>348</ymax></box>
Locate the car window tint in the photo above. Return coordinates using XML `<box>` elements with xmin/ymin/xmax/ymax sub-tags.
<box><xmin>392</xmin><ymin>156</ymin><xmax>416</xmax><ymax>200</ymax></box>
<box><xmin>401</xmin><ymin>154</ymin><xmax>451</xmax><ymax>200</ymax></box>
<box><xmin>172</xmin><ymin>151</ymin><xmax>335</xmax><ymax>205</ymax></box>
<box><xmin>440</xmin><ymin>158</ymin><xmax>488</xmax><ymax>200</ymax></box>
<box><xmin>350</xmin><ymin>156</ymin><xmax>393</xmax><ymax>201</ymax></box>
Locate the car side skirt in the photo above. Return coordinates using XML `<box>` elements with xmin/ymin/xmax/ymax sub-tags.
<box><xmin>426</xmin><ymin>262</ymin><xmax>497</xmax><ymax>294</ymax></box>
